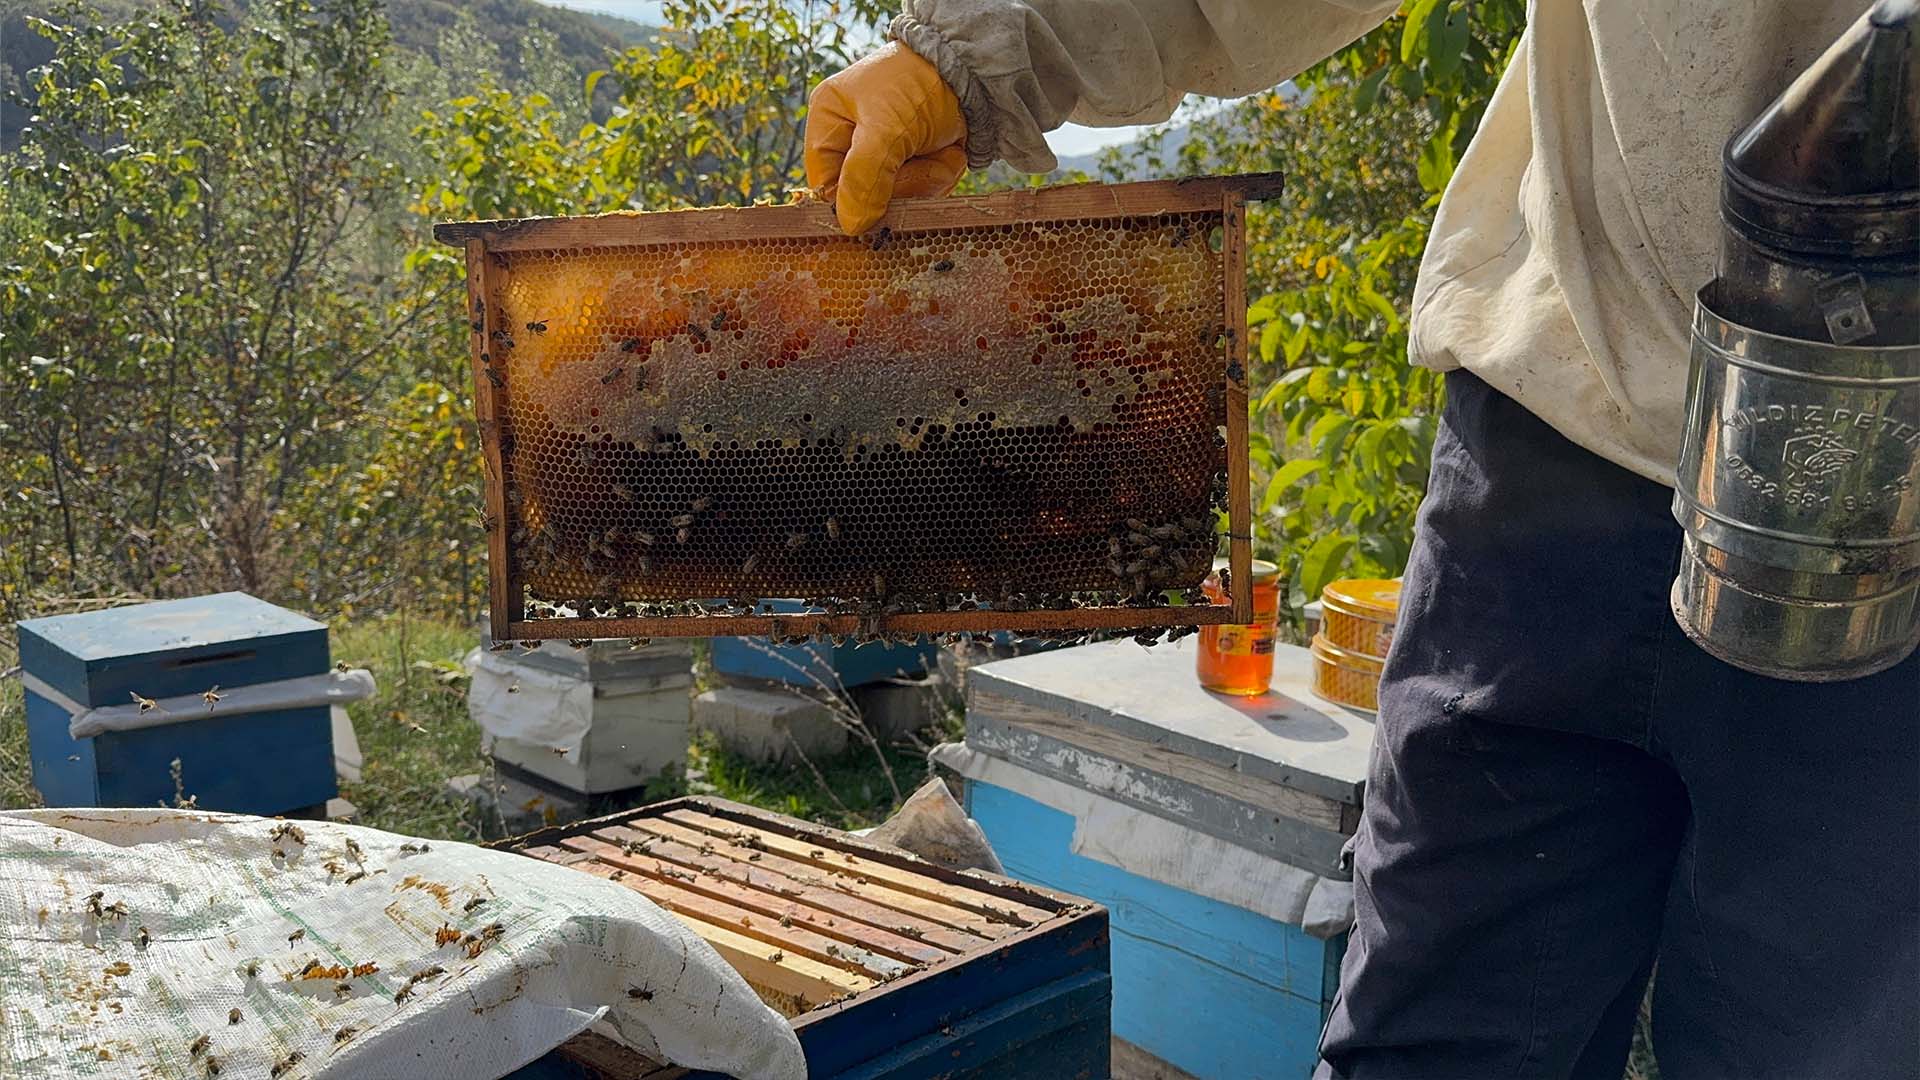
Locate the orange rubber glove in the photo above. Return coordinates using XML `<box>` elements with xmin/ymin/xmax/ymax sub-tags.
<box><xmin>805</xmin><ymin>42</ymin><xmax>969</xmax><ymax>236</ymax></box>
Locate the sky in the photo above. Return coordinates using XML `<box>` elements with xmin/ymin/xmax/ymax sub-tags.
<box><xmin>535</xmin><ymin>0</ymin><xmax>1160</xmax><ymax>159</ymax></box>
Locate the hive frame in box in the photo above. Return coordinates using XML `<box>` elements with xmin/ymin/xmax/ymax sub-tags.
<box><xmin>435</xmin><ymin>173</ymin><xmax>1280</xmax><ymax>641</ymax></box>
<box><xmin>498</xmin><ymin>796</ymin><xmax>1111</xmax><ymax>1079</ymax></box>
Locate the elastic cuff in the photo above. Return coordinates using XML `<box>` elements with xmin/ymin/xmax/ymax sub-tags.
<box><xmin>890</xmin><ymin>13</ymin><xmax>999</xmax><ymax>170</ymax></box>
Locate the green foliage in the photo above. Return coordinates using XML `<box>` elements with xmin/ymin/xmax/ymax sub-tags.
<box><xmin>1104</xmin><ymin>1</ymin><xmax>1523</xmax><ymax>613</ymax></box>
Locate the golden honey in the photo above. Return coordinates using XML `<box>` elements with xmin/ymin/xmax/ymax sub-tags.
<box><xmin>1197</xmin><ymin>557</ymin><xmax>1281</xmax><ymax>695</ymax></box>
<box><xmin>486</xmin><ymin>214</ymin><xmax>1228</xmax><ymax>605</ymax></box>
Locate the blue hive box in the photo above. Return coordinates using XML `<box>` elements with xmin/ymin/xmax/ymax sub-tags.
<box><xmin>18</xmin><ymin>592</ymin><xmax>338</xmax><ymax>815</ymax></box>
<box><xmin>944</xmin><ymin>637</ymin><xmax>1375</xmax><ymax>1079</ymax></box>
<box><xmin>709</xmin><ymin>600</ymin><xmax>937</xmax><ymax>690</ymax></box>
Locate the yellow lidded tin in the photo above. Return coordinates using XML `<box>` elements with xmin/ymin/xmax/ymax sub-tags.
<box><xmin>1320</xmin><ymin>578</ymin><xmax>1400</xmax><ymax>659</ymax></box>
<box><xmin>1310</xmin><ymin>633</ymin><xmax>1385</xmax><ymax>712</ymax></box>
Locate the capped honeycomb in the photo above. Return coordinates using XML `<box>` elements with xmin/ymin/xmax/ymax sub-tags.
<box><xmin>476</xmin><ymin>210</ymin><xmax>1231</xmax><ymax>624</ymax></box>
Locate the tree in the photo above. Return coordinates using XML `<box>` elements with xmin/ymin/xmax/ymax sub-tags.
<box><xmin>0</xmin><ymin>0</ymin><xmax>445</xmax><ymax>614</ymax></box>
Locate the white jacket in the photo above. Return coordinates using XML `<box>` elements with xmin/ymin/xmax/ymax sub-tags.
<box><xmin>892</xmin><ymin>0</ymin><xmax>1872</xmax><ymax>485</ymax></box>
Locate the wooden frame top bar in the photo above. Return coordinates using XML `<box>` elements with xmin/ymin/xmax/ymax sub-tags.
<box><xmin>433</xmin><ymin>172</ymin><xmax>1284</xmax><ymax>253</ymax></box>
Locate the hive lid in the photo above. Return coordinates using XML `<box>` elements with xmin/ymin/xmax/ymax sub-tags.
<box><xmin>1722</xmin><ymin>0</ymin><xmax>1919</xmax><ymax>258</ymax></box>
<box><xmin>1320</xmin><ymin>578</ymin><xmax>1400</xmax><ymax>619</ymax></box>
<box><xmin>965</xmin><ymin>638</ymin><xmax>1373</xmax><ymax>805</ymax></box>
<box><xmin>18</xmin><ymin>592</ymin><xmax>325</xmax><ymax>662</ymax></box>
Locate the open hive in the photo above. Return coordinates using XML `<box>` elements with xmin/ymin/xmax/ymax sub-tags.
<box><xmin>505</xmin><ymin>797</ymin><xmax>1111</xmax><ymax>1079</ymax></box>
<box><xmin>435</xmin><ymin>174</ymin><xmax>1279</xmax><ymax>640</ymax></box>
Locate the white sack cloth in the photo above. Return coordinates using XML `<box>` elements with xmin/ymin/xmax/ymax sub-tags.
<box><xmin>0</xmin><ymin>809</ymin><xmax>805</xmax><ymax>1080</ymax></box>
<box><xmin>933</xmin><ymin>742</ymin><xmax>1354</xmax><ymax>938</ymax></box>
<box><xmin>19</xmin><ymin>668</ymin><xmax>379</xmax><ymax>740</ymax></box>
<box><xmin>465</xmin><ymin>647</ymin><xmax>596</xmax><ymax>757</ymax></box>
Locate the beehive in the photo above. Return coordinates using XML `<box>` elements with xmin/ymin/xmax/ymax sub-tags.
<box><xmin>504</xmin><ymin>797</ymin><xmax>1112</xmax><ymax>1079</ymax></box>
<box><xmin>434</xmin><ymin>174</ymin><xmax>1280</xmax><ymax>641</ymax></box>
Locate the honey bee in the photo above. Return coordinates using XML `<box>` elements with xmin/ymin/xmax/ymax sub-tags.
<box><xmin>103</xmin><ymin>900</ymin><xmax>128</xmax><ymax>920</ymax></box>
<box><xmin>393</xmin><ymin>985</ymin><xmax>414</xmax><ymax>1004</ymax></box>
<box><xmin>484</xmin><ymin>366</ymin><xmax>505</xmax><ymax>389</ymax></box>
<box><xmin>669</xmin><ymin>513</ymin><xmax>695</xmax><ymax>528</ymax></box>
<box><xmin>84</xmin><ymin>890</ymin><xmax>105</xmax><ymax>917</ymax></box>
<box><xmin>549</xmin><ymin>746</ymin><xmax>569</xmax><ymax>757</ymax></box>
<box><xmin>129</xmin><ymin>692</ymin><xmax>157</xmax><ymax>713</ymax></box>
<box><xmin>336</xmin><ymin>661</ymin><xmax>350</xmax><ymax>673</ymax></box>
<box><xmin>600</xmin><ymin>366</ymin><xmax>624</xmax><ymax>385</ymax></box>
<box><xmin>343</xmin><ymin>870</ymin><xmax>366</xmax><ymax>885</ymax></box>
<box><xmin>825</xmin><ymin>516</ymin><xmax>842</xmax><ymax>541</ymax></box>
<box><xmin>243</xmin><ymin>959</ymin><xmax>261</xmax><ymax>978</ymax></box>
<box><xmin>488</xmin><ymin>642</ymin><xmax>513</xmax><ymax>652</ymax></box>
<box><xmin>227</xmin><ymin>1008</ymin><xmax>242</xmax><ymax>1025</ymax></box>
<box><xmin>435</xmin><ymin>925</ymin><xmax>461</xmax><ymax>946</ymax></box>
<box><xmin>477</xmin><ymin>510</ymin><xmax>497</xmax><ymax>532</ymax></box>
<box><xmin>569</xmin><ymin>638</ymin><xmax>593</xmax><ymax>649</ymax></box>
<box><xmin>269</xmin><ymin>1051</ymin><xmax>305</xmax><ymax>1077</ymax></box>
<box><xmin>631</xmin><ymin>528</ymin><xmax>655</xmax><ymax>545</ymax></box>
<box><xmin>1171</xmin><ymin>222</ymin><xmax>1191</xmax><ymax>247</ymax></box>
<box><xmin>638</xmin><ymin>555</ymin><xmax>654</xmax><ymax>573</ymax></box>
<box><xmin>205</xmin><ymin>1057</ymin><xmax>222</xmax><ymax>1075</ymax></box>
<box><xmin>333</xmin><ymin>981</ymin><xmax>352</xmax><ymax>996</ymax></box>
<box><xmin>740</xmin><ymin>554</ymin><xmax>759</xmax><ymax>575</ymax></box>
<box><xmin>525</xmin><ymin>320</ymin><xmax>547</xmax><ymax>334</ymax></box>
<box><xmin>334</xmin><ymin>1025</ymin><xmax>358</xmax><ymax>1044</ymax></box>
<box><xmin>872</xmin><ymin>573</ymin><xmax>888</xmax><ymax>598</ymax></box>
<box><xmin>201</xmin><ymin>685</ymin><xmax>222</xmax><ymax>710</ymax></box>
<box><xmin>135</xmin><ymin>926</ymin><xmax>150</xmax><ymax>949</ymax></box>
<box><xmin>287</xmin><ymin>928</ymin><xmax>305</xmax><ymax>946</ymax></box>
<box><xmin>344</xmin><ymin>838</ymin><xmax>364</xmax><ymax>863</ymax></box>
<box><xmin>710</xmin><ymin>311</ymin><xmax>727</xmax><ymax>329</ymax></box>
<box><xmin>188</xmin><ymin>1034</ymin><xmax>211</xmax><ymax>1057</ymax></box>
<box><xmin>463</xmin><ymin>896</ymin><xmax>486</xmax><ymax>913</ymax></box>
<box><xmin>627</xmin><ymin>985</ymin><xmax>654</xmax><ymax>1001</ymax></box>
<box><xmin>619</xmin><ymin>337</ymin><xmax>641</xmax><ymax>352</ymax></box>
<box><xmin>506</xmin><ymin>682</ymin><xmax>521</xmax><ymax>694</ymax></box>
<box><xmin>627</xmin><ymin>637</ymin><xmax>651</xmax><ymax>649</ymax></box>
<box><xmin>675</xmin><ymin>527</ymin><xmax>692</xmax><ymax>544</ymax></box>
<box><xmin>399</xmin><ymin>841</ymin><xmax>430</xmax><ymax>854</ymax></box>
<box><xmin>785</xmin><ymin>531</ymin><xmax>808</xmax><ymax>550</ymax></box>
<box><xmin>768</xmin><ymin>950</ymin><xmax>785</xmax><ymax>963</ymax></box>
<box><xmin>931</xmin><ymin>259</ymin><xmax>954</xmax><ymax>272</ymax></box>
<box><xmin>869</xmin><ymin>226</ymin><xmax>892</xmax><ymax>251</ymax></box>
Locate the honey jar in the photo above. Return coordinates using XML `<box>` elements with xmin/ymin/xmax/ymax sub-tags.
<box><xmin>1197</xmin><ymin>557</ymin><xmax>1282</xmax><ymax>695</ymax></box>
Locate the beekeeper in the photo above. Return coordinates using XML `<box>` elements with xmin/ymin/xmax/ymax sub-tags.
<box><xmin>803</xmin><ymin>3</ymin><xmax>1919</xmax><ymax>1077</ymax></box>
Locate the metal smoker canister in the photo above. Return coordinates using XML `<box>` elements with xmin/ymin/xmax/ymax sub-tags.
<box><xmin>1672</xmin><ymin>0</ymin><xmax>1920</xmax><ymax>681</ymax></box>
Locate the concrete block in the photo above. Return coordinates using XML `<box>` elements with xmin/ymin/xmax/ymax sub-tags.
<box><xmin>849</xmin><ymin>676</ymin><xmax>956</xmax><ymax>741</ymax></box>
<box><xmin>693</xmin><ymin>685</ymin><xmax>848</xmax><ymax>763</ymax></box>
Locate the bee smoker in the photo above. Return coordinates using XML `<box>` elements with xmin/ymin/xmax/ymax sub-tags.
<box><xmin>1671</xmin><ymin>0</ymin><xmax>1919</xmax><ymax>681</ymax></box>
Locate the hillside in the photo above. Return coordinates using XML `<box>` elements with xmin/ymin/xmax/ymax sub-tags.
<box><xmin>0</xmin><ymin>0</ymin><xmax>653</xmax><ymax>148</ymax></box>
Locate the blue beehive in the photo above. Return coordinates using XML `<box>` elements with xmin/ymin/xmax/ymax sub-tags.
<box><xmin>17</xmin><ymin>592</ymin><xmax>337</xmax><ymax>815</ymax></box>
<box><xmin>708</xmin><ymin>600</ymin><xmax>937</xmax><ymax>690</ymax></box>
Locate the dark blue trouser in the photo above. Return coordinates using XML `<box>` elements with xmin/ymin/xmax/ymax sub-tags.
<box><xmin>1316</xmin><ymin>371</ymin><xmax>1920</xmax><ymax>1080</ymax></box>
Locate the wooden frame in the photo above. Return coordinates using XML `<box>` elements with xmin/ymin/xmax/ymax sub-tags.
<box><xmin>436</xmin><ymin>173</ymin><xmax>1283</xmax><ymax>640</ymax></box>
<box><xmin>499</xmin><ymin>796</ymin><xmax>1112</xmax><ymax>1079</ymax></box>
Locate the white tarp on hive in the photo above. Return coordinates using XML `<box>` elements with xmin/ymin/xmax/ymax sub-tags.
<box><xmin>0</xmin><ymin>808</ymin><xmax>805</xmax><ymax>1080</ymax></box>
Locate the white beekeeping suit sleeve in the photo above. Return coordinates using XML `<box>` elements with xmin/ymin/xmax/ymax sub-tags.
<box><xmin>891</xmin><ymin>0</ymin><xmax>1402</xmax><ymax>171</ymax></box>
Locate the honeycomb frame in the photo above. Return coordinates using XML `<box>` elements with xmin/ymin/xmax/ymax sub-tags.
<box><xmin>435</xmin><ymin>173</ymin><xmax>1278</xmax><ymax>640</ymax></box>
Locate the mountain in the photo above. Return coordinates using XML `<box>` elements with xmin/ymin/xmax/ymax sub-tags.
<box><xmin>0</xmin><ymin>0</ymin><xmax>654</xmax><ymax>148</ymax></box>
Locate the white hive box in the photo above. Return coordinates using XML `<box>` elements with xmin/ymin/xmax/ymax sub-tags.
<box><xmin>474</xmin><ymin>638</ymin><xmax>694</xmax><ymax>794</ymax></box>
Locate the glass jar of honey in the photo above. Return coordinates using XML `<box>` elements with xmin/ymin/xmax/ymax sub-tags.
<box><xmin>1197</xmin><ymin>556</ymin><xmax>1282</xmax><ymax>695</ymax></box>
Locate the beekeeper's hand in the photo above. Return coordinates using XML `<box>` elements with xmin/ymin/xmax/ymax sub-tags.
<box><xmin>805</xmin><ymin>43</ymin><xmax>968</xmax><ymax>236</ymax></box>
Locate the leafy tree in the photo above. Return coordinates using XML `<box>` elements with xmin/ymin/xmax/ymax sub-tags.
<box><xmin>0</xmin><ymin>0</ymin><xmax>447</xmax><ymax>616</ymax></box>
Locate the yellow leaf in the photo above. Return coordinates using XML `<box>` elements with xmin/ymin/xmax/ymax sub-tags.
<box><xmin>673</xmin><ymin>74</ymin><xmax>697</xmax><ymax>90</ymax></box>
<box><xmin>1314</xmin><ymin>255</ymin><xmax>1335</xmax><ymax>279</ymax></box>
